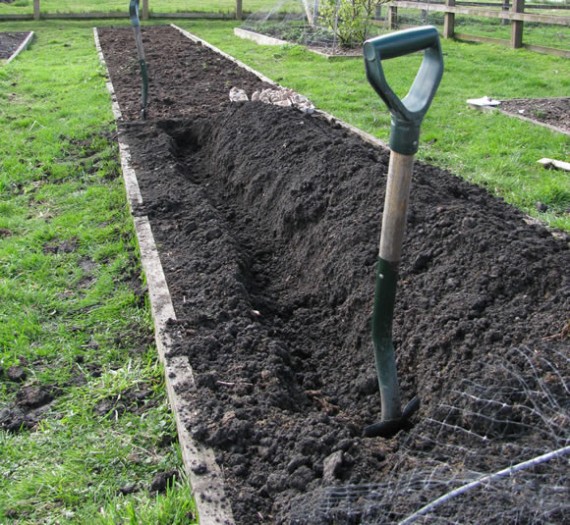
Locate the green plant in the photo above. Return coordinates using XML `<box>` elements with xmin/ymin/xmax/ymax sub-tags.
<box><xmin>319</xmin><ymin>0</ymin><xmax>379</xmax><ymax>47</ymax></box>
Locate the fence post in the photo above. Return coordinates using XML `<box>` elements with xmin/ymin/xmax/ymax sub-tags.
<box><xmin>388</xmin><ymin>4</ymin><xmax>398</xmax><ymax>29</ymax></box>
<box><xmin>33</xmin><ymin>0</ymin><xmax>40</xmax><ymax>20</ymax></box>
<box><xmin>236</xmin><ymin>0</ymin><xmax>243</xmax><ymax>20</ymax></box>
<box><xmin>142</xmin><ymin>0</ymin><xmax>149</xmax><ymax>20</ymax></box>
<box><xmin>443</xmin><ymin>0</ymin><xmax>455</xmax><ymax>38</ymax></box>
<box><xmin>511</xmin><ymin>0</ymin><xmax>524</xmax><ymax>48</ymax></box>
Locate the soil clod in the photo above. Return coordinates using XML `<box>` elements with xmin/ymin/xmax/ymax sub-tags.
<box><xmin>150</xmin><ymin>470</ymin><xmax>179</xmax><ymax>494</ymax></box>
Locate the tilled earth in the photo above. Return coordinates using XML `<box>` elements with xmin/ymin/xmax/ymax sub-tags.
<box><xmin>97</xmin><ymin>25</ymin><xmax>569</xmax><ymax>524</ymax></box>
<box><xmin>500</xmin><ymin>97</ymin><xmax>570</xmax><ymax>135</ymax></box>
<box><xmin>0</xmin><ymin>31</ymin><xmax>31</xmax><ymax>60</ymax></box>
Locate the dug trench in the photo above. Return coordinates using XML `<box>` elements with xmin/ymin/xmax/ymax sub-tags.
<box><xmin>98</xmin><ymin>26</ymin><xmax>569</xmax><ymax>524</ymax></box>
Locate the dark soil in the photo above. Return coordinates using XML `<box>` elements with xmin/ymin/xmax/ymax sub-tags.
<box><xmin>97</xmin><ymin>25</ymin><xmax>570</xmax><ymax>524</ymax></box>
<box><xmin>0</xmin><ymin>31</ymin><xmax>30</xmax><ymax>60</ymax></box>
<box><xmin>0</xmin><ymin>380</ymin><xmax>58</xmax><ymax>432</ymax></box>
<box><xmin>500</xmin><ymin>97</ymin><xmax>570</xmax><ymax>135</ymax></box>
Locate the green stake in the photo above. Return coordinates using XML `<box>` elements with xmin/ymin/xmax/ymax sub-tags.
<box><xmin>129</xmin><ymin>0</ymin><xmax>148</xmax><ymax>119</ymax></box>
<box><xmin>363</xmin><ymin>26</ymin><xmax>443</xmax><ymax>438</ymax></box>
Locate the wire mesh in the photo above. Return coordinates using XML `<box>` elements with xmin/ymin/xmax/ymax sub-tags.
<box><xmin>287</xmin><ymin>344</ymin><xmax>570</xmax><ymax>524</ymax></box>
<box><xmin>395</xmin><ymin>0</ymin><xmax>445</xmax><ymax>31</ymax></box>
<box><xmin>240</xmin><ymin>0</ymin><xmax>392</xmax><ymax>52</ymax></box>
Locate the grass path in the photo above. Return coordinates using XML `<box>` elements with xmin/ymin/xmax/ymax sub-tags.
<box><xmin>0</xmin><ymin>20</ymin><xmax>196</xmax><ymax>524</ymax></box>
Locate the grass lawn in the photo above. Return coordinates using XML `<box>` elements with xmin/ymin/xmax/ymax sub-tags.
<box><xmin>0</xmin><ymin>14</ymin><xmax>568</xmax><ymax>524</ymax></box>
<box><xmin>395</xmin><ymin>10</ymin><xmax>570</xmax><ymax>52</ymax></box>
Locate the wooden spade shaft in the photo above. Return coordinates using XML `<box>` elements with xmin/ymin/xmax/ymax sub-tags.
<box><xmin>380</xmin><ymin>152</ymin><xmax>415</xmax><ymax>263</ymax></box>
<box><xmin>373</xmin><ymin>151</ymin><xmax>414</xmax><ymax>422</ymax></box>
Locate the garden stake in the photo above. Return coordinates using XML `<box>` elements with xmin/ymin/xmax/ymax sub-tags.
<box><xmin>363</xmin><ymin>26</ymin><xmax>443</xmax><ymax>438</ymax></box>
<box><xmin>129</xmin><ymin>0</ymin><xmax>148</xmax><ymax>119</ymax></box>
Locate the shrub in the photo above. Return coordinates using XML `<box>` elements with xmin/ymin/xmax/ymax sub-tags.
<box><xmin>319</xmin><ymin>0</ymin><xmax>379</xmax><ymax>47</ymax></box>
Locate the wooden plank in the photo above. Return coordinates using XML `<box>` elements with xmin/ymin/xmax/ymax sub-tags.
<box><xmin>455</xmin><ymin>31</ymin><xmax>509</xmax><ymax>45</ymax></box>
<box><xmin>93</xmin><ymin>27</ymin><xmax>236</xmax><ymax>525</ymax></box>
<box><xmin>444</xmin><ymin>0</ymin><xmax>456</xmax><ymax>38</ymax></box>
<box><xmin>523</xmin><ymin>43</ymin><xmax>570</xmax><ymax>58</ymax></box>
<box><xmin>389</xmin><ymin>4</ymin><xmax>399</xmax><ymax>28</ymax></box>
<box><xmin>0</xmin><ymin>15</ymin><xmax>34</xmax><ymax>20</ymax></box>
<box><xmin>42</xmin><ymin>12</ymin><xmax>129</xmax><ymax>19</ymax></box>
<box><xmin>234</xmin><ymin>27</ymin><xmax>288</xmax><ymax>46</ymax></box>
<box><xmin>467</xmin><ymin>98</ymin><xmax>570</xmax><ymax>137</ymax></box>
<box><xmin>151</xmin><ymin>12</ymin><xmax>234</xmax><ymax>19</ymax></box>
<box><xmin>538</xmin><ymin>158</ymin><xmax>570</xmax><ymax>172</ymax></box>
<box><xmin>456</xmin><ymin>32</ymin><xmax>570</xmax><ymax>57</ymax></box>
<box><xmin>5</xmin><ymin>31</ymin><xmax>34</xmax><ymax>64</ymax></box>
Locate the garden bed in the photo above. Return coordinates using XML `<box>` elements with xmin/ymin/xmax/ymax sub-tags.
<box><xmin>233</xmin><ymin>27</ymin><xmax>362</xmax><ymax>59</ymax></box>
<box><xmin>499</xmin><ymin>97</ymin><xmax>570</xmax><ymax>136</ymax></box>
<box><xmin>0</xmin><ymin>31</ymin><xmax>33</xmax><ymax>62</ymax></box>
<box><xmin>97</xmin><ymin>24</ymin><xmax>569</xmax><ymax>524</ymax></box>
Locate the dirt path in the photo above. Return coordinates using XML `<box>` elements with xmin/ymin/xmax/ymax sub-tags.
<box><xmin>98</xmin><ymin>25</ymin><xmax>569</xmax><ymax>524</ymax></box>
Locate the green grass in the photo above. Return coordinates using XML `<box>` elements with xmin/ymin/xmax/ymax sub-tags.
<box><xmin>396</xmin><ymin>9</ymin><xmax>570</xmax><ymax>51</ymax></box>
<box><xmin>0</xmin><ymin>20</ymin><xmax>196</xmax><ymax>524</ymax></box>
<box><xmin>2</xmin><ymin>1</ymin><xmax>568</xmax><ymax>52</ymax></box>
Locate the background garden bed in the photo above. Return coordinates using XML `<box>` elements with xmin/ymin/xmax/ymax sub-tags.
<box><xmin>0</xmin><ymin>31</ymin><xmax>33</xmax><ymax>61</ymax></box>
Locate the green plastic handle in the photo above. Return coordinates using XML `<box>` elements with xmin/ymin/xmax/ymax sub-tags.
<box><xmin>364</xmin><ymin>26</ymin><xmax>443</xmax><ymax>155</ymax></box>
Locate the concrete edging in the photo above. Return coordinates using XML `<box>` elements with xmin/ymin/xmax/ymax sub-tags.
<box><xmin>232</xmin><ymin>26</ymin><xmax>360</xmax><ymax>60</ymax></box>
<box><xmin>93</xmin><ymin>27</ymin><xmax>235</xmax><ymax>525</ymax></box>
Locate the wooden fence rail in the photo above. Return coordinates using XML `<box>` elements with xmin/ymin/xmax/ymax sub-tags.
<box><xmin>389</xmin><ymin>0</ymin><xmax>570</xmax><ymax>57</ymax></box>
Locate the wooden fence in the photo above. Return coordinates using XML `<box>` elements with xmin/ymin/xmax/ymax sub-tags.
<box><xmin>388</xmin><ymin>0</ymin><xmax>570</xmax><ymax>57</ymax></box>
<box><xmin>2</xmin><ymin>0</ymin><xmax>568</xmax><ymax>56</ymax></box>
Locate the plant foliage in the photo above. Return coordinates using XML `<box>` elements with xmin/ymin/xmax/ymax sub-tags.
<box><xmin>319</xmin><ymin>0</ymin><xmax>380</xmax><ymax>47</ymax></box>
